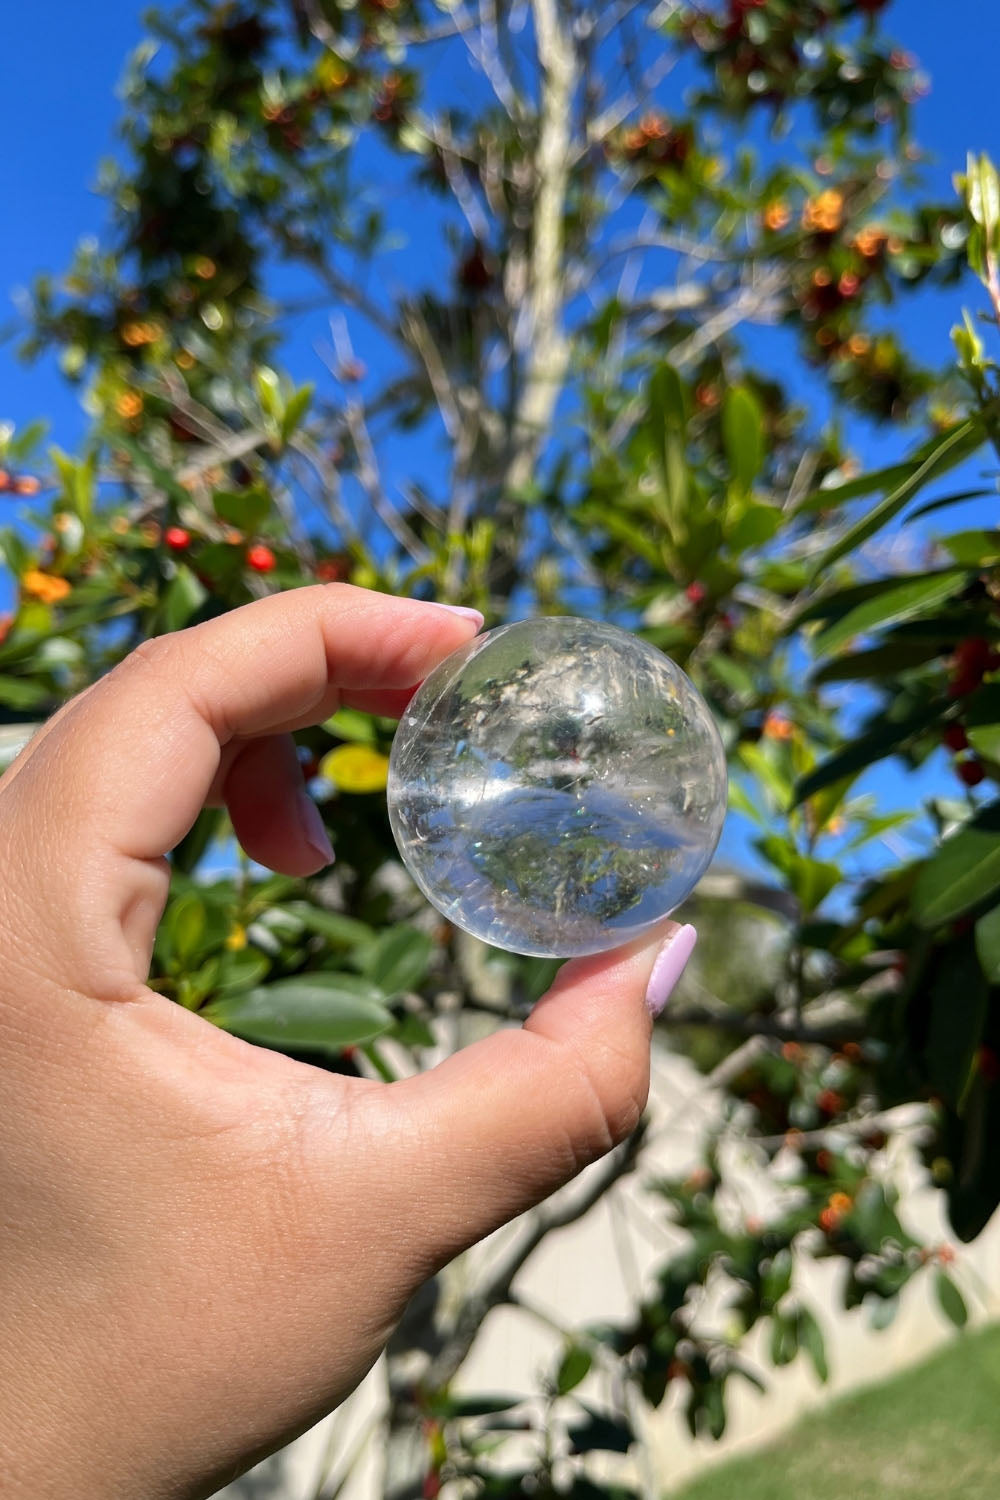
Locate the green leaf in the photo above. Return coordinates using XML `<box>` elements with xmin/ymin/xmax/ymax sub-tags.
<box><xmin>934</xmin><ymin>1270</ymin><xmax>969</xmax><ymax>1329</ymax></box>
<box><xmin>814</xmin><ymin>571</ymin><xmax>967</xmax><ymax>656</ymax></box>
<box><xmin>0</xmin><ymin>527</ymin><xmax>30</xmax><ymax>577</ymax></box>
<box><xmin>391</xmin><ymin>1013</ymin><xmax>436</xmax><ymax>1048</ymax></box>
<box><xmin>162</xmin><ymin>892</ymin><xmax>207</xmax><ymax>966</ymax></box>
<box><xmin>707</xmin><ymin>654</ymin><xmax>755</xmax><ymax>699</ymax></box>
<box><xmin>212</xmin><ymin>485</ymin><xmax>271</xmax><ymax>532</ymax></box>
<box><xmin>868</xmin><ymin>1296</ymin><xmax>900</xmax><ymax>1331</ymax></box>
<box><xmin>722</xmin><ymin>386</ymin><xmax>765</xmax><ymax>491</ymax></box>
<box><xmin>797</xmin><ymin>1307</ymin><xmax>829</xmax><ymax>1383</ymax></box>
<box><xmin>810</xmin><ymin>419</ymin><xmax>984</xmax><ymax>574</ymax></box>
<box><xmin>567</xmin><ymin>1411</ymin><xmax>633</xmax><ymax>1455</ymax></box>
<box><xmin>323</xmin><ymin>707</ymin><xmax>377</xmax><ymax>744</ymax></box>
<box><xmin>281</xmin><ymin>382</ymin><xmax>315</xmax><ymax>443</ymax></box>
<box><xmin>214</xmin><ymin>949</ymin><xmax>270</xmax><ymax>995</ymax></box>
<box><xmin>975</xmin><ymin>902</ymin><xmax>1000</xmax><ymax>981</ymax></box>
<box><xmin>794</xmin><ymin>698</ymin><xmax>948</xmax><ymax>806</ymax></box>
<box><xmin>555</xmin><ymin>1345</ymin><xmax>593</xmax><ymax>1395</ymax></box>
<box><xmin>941</xmin><ymin>530</ymin><xmax>1000</xmax><ymax>567</ymax></box>
<box><xmin>761</xmin><ymin>1248</ymin><xmax>793</xmax><ymax>1307</ymax></box>
<box><xmin>739</xmin><ymin>742</ymin><xmax>794</xmax><ymax>811</ymax></box>
<box><xmin>925</xmin><ymin>937</ymin><xmax>987</xmax><ymax>1109</ymax></box>
<box><xmin>428</xmin><ymin>1393</ymin><xmax>524</xmax><ymax>1420</ymax></box>
<box><xmin>811</xmin><ymin>637</ymin><xmax>949</xmax><ymax>685</ymax></box>
<box><xmin>726</xmin><ymin>500</ymin><xmax>782</xmax><ymax>554</ymax></box>
<box><xmin>359</xmin><ymin>924</ymin><xmax>433</xmax><ymax>997</ymax></box>
<box><xmin>702</xmin><ymin>1381</ymin><xmax>727</xmax><ymax>1441</ymax></box>
<box><xmin>729</xmin><ymin>780</ymin><xmax>765</xmax><ymax>827</ymax></box>
<box><xmin>284</xmin><ymin>901</ymin><xmax>374</xmax><ymax>950</ymax></box>
<box><xmin>203</xmin><ymin>974</ymin><xmax>393</xmax><ymax>1055</ymax></box>
<box><xmin>755</xmin><ymin>835</ymin><xmax>840</xmax><ymax>912</ymax></box>
<box><xmin>769</xmin><ymin>1310</ymin><xmax>800</xmax><ymax>1367</ymax></box>
<box><xmin>907</xmin><ymin>489</ymin><xmax>996</xmax><ymax>523</ymax></box>
<box><xmin>914</xmin><ymin>802</ymin><xmax>1000</xmax><ymax>928</ymax></box>
<box><xmin>647</xmin><ymin>364</ymin><xmax>689</xmax><ymax>536</ymax></box>
<box><xmin>0</xmin><ymin>674</ymin><xmax>51</xmax><ymax>709</ymax></box>
<box><xmin>171</xmin><ymin>806</ymin><xmax>226</xmax><ymax>875</ymax></box>
<box><xmin>255</xmin><ymin>365</ymin><xmax>283</xmax><ymax>421</ymax></box>
<box><xmin>162</xmin><ymin>564</ymin><xmax>208</xmax><ymax>633</ymax></box>
<box><xmin>964</xmin><ymin>685</ymin><xmax>1000</xmax><ymax>762</ymax></box>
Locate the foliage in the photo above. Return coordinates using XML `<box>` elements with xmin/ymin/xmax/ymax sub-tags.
<box><xmin>2</xmin><ymin>2</ymin><xmax>999</xmax><ymax>1493</ymax></box>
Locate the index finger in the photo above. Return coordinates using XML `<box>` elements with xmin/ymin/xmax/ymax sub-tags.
<box><xmin>29</xmin><ymin>586</ymin><xmax>482</xmax><ymax>861</ymax></box>
<box><xmin>0</xmin><ymin>588</ymin><xmax>481</xmax><ymax>1000</ymax></box>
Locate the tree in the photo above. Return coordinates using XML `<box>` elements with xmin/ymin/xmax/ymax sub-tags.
<box><xmin>2</xmin><ymin>0</ymin><xmax>998</xmax><ymax>1494</ymax></box>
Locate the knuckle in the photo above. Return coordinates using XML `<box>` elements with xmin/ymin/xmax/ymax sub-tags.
<box><xmin>564</xmin><ymin>1035</ymin><xmax>649</xmax><ymax>1164</ymax></box>
<box><xmin>126</xmin><ymin>633</ymin><xmax>177</xmax><ymax>674</ymax></box>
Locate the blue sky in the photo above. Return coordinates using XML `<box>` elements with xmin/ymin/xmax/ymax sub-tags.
<box><xmin>1</xmin><ymin>0</ymin><xmax>998</xmax><ymax>890</ymax></box>
<box><xmin>2</xmin><ymin>0</ymin><xmax>997</xmax><ymax>447</ymax></box>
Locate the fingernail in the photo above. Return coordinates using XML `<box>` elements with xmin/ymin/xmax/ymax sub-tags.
<box><xmin>426</xmin><ymin>602</ymin><xmax>485</xmax><ymax>629</ymax></box>
<box><xmin>295</xmin><ymin>788</ymin><xmax>335</xmax><ymax>867</ymax></box>
<box><xmin>645</xmin><ymin>924</ymin><xmax>696</xmax><ymax>1018</ymax></box>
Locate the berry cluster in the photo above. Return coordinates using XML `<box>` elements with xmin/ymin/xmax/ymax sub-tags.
<box><xmin>943</xmin><ymin>636</ymin><xmax>1000</xmax><ymax>787</ymax></box>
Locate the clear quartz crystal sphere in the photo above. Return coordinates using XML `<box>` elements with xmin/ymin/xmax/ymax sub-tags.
<box><xmin>387</xmin><ymin>617</ymin><xmax>727</xmax><ymax>958</ymax></box>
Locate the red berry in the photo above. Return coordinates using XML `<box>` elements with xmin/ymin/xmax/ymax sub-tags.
<box><xmin>943</xmin><ymin>723</ymin><xmax>970</xmax><ymax>752</ymax></box>
<box><xmin>978</xmin><ymin>1046</ymin><xmax>1000</xmax><ymax>1084</ymax></box>
<box><xmin>686</xmin><ymin>581</ymin><xmax>707</xmax><ymax>606</ymax></box>
<box><xmin>165</xmin><ymin>526</ymin><xmax>191</xmax><ymax>551</ymax></box>
<box><xmin>954</xmin><ymin>636</ymin><xmax>991</xmax><ymax>671</ymax></box>
<box><xmin>247</xmin><ymin>543</ymin><xmax>276</xmax><ymax>573</ymax></box>
<box><xmin>957</xmin><ymin>758</ymin><xmax>986</xmax><ymax>788</ymax></box>
<box><xmin>817</xmin><ymin>1088</ymin><xmax>844</xmax><ymax>1117</ymax></box>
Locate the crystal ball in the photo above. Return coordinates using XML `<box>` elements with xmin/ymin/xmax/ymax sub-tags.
<box><xmin>387</xmin><ymin>617</ymin><xmax>727</xmax><ymax>958</ymax></box>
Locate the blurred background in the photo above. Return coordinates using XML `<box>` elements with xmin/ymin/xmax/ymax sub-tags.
<box><xmin>3</xmin><ymin>1</ymin><xmax>1000</xmax><ymax>1496</ymax></box>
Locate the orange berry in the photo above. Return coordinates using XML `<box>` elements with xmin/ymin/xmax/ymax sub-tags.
<box><xmin>22</xmin><ymin>569</ymin><xmax>71</xmax><ymax>605</ymax></box>
<box><xmin>763</xmin><ymin>712</ymin><xmax>794</xmax><ymax>740</ymax></box>
<box><xmin>763</xmin><ymin>200</ymin><xmax>791</xmax><ymax>232</ymax></box>
<box><xmin>819</xmin><ymin>1206</ymin><xmax>841</xmax><ymax>1233</ymax></box>
<box><xmin>116</xmin><ymin>391</ymin><xmax>144</xmax><ymax>419</ymax></box>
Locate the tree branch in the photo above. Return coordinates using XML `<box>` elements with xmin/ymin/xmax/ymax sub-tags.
<box><xmin>662</xmin><ymin>1005</ymin><xmax>866</xmax><ymax>1048</ymax></box>
<box><xmin>422</xmin><ymin>1118</ymin><xmax>649</xmax><ymax>1392</ymax></box>
<box><xmin>502</xmin><ymin>0</ymin><xmax>578</xmax><ymax>498</ymax></box>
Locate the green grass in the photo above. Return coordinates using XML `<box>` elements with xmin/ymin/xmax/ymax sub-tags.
<box><xmin>671</xmin><ymin>1325</ymin><xmax>1000</xmax><ymax>1500</ymax></box>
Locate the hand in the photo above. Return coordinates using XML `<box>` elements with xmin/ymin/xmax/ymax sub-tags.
<box><xmin>0</xmin><ymin>584</ymin><xmax>696</xmax><ymax>1499</ymax></box>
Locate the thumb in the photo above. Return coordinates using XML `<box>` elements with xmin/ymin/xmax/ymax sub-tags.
<box><xmin>386</xmin><ymin>921</ymin><xmax>696</xmax><ymax>1269</ymax></box>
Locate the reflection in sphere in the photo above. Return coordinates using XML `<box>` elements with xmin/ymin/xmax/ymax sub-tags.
<box><xmin>387</xmin><ymin>618</ymin><xmax>727</xmax><ymax>958</ymax></box>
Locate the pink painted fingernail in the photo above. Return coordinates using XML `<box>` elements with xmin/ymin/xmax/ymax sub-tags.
<box><xmin>645</xmin><ymin>924</ymin><xmax>697</xmax><ymax>1018</ymax></box>
<box><xmin>295</xmin><ymin>788</ymin><xmax>335</xmax><ymax>867</ymax></box>
<box><xmin>427</xmin><ymin>602</ymin><xmax>485</xmax><ymax>629</ymax></box>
